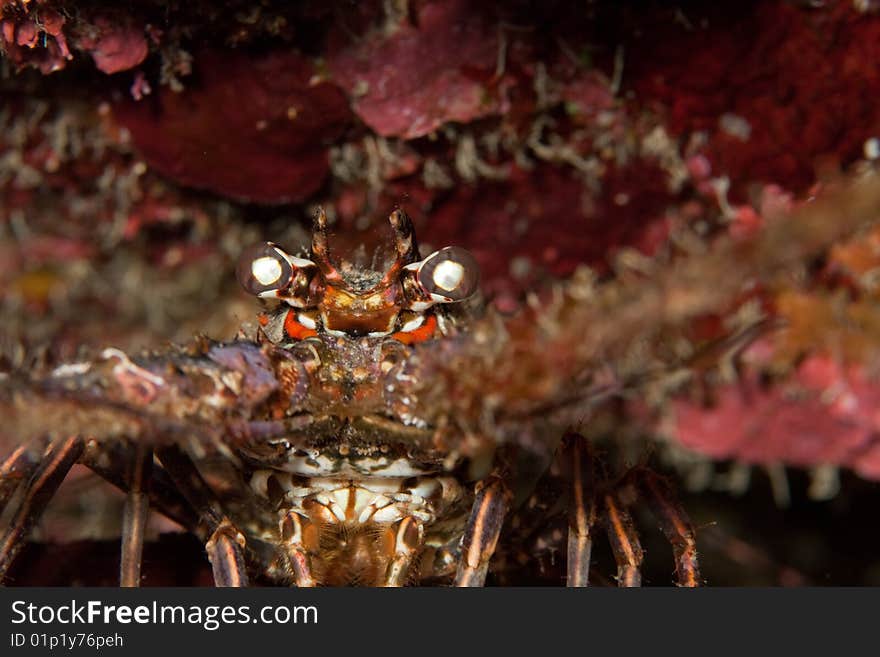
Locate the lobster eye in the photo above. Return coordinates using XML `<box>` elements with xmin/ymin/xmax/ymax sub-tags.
<box><xmin>237</xmin><ymin>243</ymin><xmax>294</xmax><ymax>296</ymax></box>
<box><xmin>417</xmin><ymin>246</ymin><xmax>480</xmax><ymax>303</ymax></box>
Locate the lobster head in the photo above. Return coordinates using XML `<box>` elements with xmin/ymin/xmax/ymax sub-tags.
<box><xmin>236</xmin><ymin>209</ymin><xmax>480</xmax><ymax>343</ymax></box>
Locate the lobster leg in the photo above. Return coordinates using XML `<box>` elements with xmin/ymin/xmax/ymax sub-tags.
<box><xmin>602</xmin><ymin>490</ymin><xmax>644</xmax><ymax>587</ymax></box>
<box><xmin>628</xmin><ymin>468</ymin><xmax>701</xmax><ymax>587</ymax></box>
<box><xmin>0</xmin><ymin>436</ymin><xmax>84</xmax><ymax>581</ymax></box>
<box><xmin>0</xmin><ymin>440</ymin><xmax>47</xmax><ymax>516</ymax></box>
<box><xmin>119</xmin><ymin>443</ymin><xmax>152</xmax><ymax>587</ymax></box>
<box><xmin>454</xmin><ymin>474</ymin><xmax>511</xmax><ymax>587</ymax></box>
<box><xmin>382</xmin><ymin>517</ymin><xmax>424</xmax><ymax>587</ymax></box>
<box><xmin>489</xmin><ymin>435</ymin><xmax>696</xmax><ymax>588</ymax></box>
<box><xmin>156</xmin><ymin>445</ymin><xmax>250</xmax><ymax>587</ymax></box>
<box><xmin>82</xmin><ymin>442</ymin><xmax>199</xmax><ymax>534</ymax></box>
<box><xmin>279</xmin><ymin>511</ymin><xmax>317</xmax><ymax>587</ymax></box>
<box><xmin>561</xmin><ymin>433</ymin><xmax>598</xmax><ymax>587</ymax></box>
<box><xmin>206</xmin><ymin>519</ymin><xmax>249</xmax><ymax>587</ymax></box>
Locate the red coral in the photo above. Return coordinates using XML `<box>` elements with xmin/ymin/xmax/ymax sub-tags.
<box><xmin>0</xmin><ymin>5</ymin><xmax>147</xmax><ymax>75</ymax></box>
<box><xmin>413</xmin><ymin>162</ymin><xmax>671</xmax><ymax>301</ymax></box>
<box><xmin>0</xmin><ymin>6</ymin><xmax>71</xmax><ymax>73</ymax></box>
<box><xmin>671</xmin><ymin>354</ymin><xmax>880</xmax><ymax>480</ymax></box>
<box><xmin>561</xmin><ymin>72</ymin><xmax>616</xmax><ymax>122</ymax></box>
<box><xmin>76</xmin><ymin>16</ymin><xmax>148</xmax><ymax>74</ymax></box>
<box><xmin>627</xmin><ymin>3</ymin><xmax>880</xmax><ymax>196</ymax></box>
<box><xmin>114</xmin><ymin>50</ymin><xmax>351</xmax><ymax>203</ymax></box>
<box><xmin>328</xmin><ymin>0</ymin><xmax>513</xmax><ymax>139</ymax></box>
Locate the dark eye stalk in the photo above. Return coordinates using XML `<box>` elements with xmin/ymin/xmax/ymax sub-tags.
<box><xmin>406</xmin><ymin>246</ymin><xmax>480</xmax><ymax>305</ymax></box>
<box><xmin>236</xmin><ymin>242</ymin><xmax>319</xmax><ymax>307</ymax></box>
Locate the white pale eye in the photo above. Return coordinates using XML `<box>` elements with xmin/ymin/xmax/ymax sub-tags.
<box><xmin>252</xmin><ymin>256</ymin><xmax>283</xmax><ymax>286</ymax></box>
<box><xmin>432</xmin><ymin>260</ymin><xmax>465</xmax><ymax>292</ymax></box>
